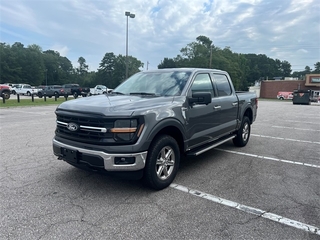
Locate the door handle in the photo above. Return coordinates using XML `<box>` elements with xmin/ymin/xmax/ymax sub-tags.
<box><xmin>214</xmin><ymin>105</ymin><xmax>221</xmax><ymax>109</ymax></box>
<box><xmin>232</xmin><ymin>102</ymin><xmax>238</xmax><ymax>106</ymax></box>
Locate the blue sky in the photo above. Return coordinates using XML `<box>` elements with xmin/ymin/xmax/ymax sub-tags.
<box><xmin>0</xmin><ymin>0</ymin><xmax>319</xmax><ymax>72</ymax></box>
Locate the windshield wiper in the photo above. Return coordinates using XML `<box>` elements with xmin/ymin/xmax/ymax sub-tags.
<box><xmin>130</xmin><ymin>92</ymin><xmax>157</xmax><ymax>96</ymax></box>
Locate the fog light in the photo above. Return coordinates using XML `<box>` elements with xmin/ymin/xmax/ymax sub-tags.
<box><xmin>114</xmin><ymin>157</ymin><xmax>135</xmax><ymax>165</ymax></box>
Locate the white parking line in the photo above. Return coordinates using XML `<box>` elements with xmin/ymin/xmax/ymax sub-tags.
<box><xmin>251</xmin><ymin>134</ymin><xmax>320</xmax><ymax>145</ymax></box>
<box><xmin>272</xmin><ymin>126</ymin><xmax>320</xmax><ymax>132</ymax></box>
<box><xmin>215</xmin><ymin>148</ymin><xmax>320</xmax><ymax>169</ymax></box>
<box><xmin>170</xmin><ymin>184</ymin><xmax>320</xmax><ymax>236</ymax></box>
<box><xmin>285</xmin><ymin>120</ymin><xmax>319</xmax><ymax>125</ymax></box>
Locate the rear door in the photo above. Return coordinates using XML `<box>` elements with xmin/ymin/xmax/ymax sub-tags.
<box><xmin>212</xmin><ymin>73</ymin><xmax>238</xmax><ymax>134</ymax></box>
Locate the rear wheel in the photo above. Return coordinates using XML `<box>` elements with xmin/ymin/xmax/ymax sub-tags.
<box><xmin>38</xmin><ymin>93</ymin><xmax>43</xmax><ymax>98</ymax></box>
<box><xmin>233</xmin><ymin>116</ymin><xmax>251</xmax><ymax>147</ymax></box>
<box><xmin>143</xmin><ymin>135</ymin><xmax>180</xmax><ymax>190</ymax></box>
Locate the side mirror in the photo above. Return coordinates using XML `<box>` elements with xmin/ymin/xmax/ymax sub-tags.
<box><xmin>188</xmin><ymin>92</ymin><xmax>212</xmax><ymax>105</ymax></box>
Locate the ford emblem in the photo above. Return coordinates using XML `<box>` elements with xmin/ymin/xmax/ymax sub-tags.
<box><xmin>67</xmin><ymin>122</ymin><xmax>79</xmax><ymax>132</ymax></box>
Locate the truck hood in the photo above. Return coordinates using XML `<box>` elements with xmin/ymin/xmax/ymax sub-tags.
<box><xmin>56</xmin><ymin>94</ymin><xmax>175</xmax><ymax>116</ymax></box>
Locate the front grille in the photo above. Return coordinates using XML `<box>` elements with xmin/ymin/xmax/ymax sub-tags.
<box><xmin>56</xmin><ymin>114</ymin><xmax>115</xmax><ymax>145</ymax></box>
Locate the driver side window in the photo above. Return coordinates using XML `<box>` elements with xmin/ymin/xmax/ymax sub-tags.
<box><xmin>191</xmin><ymin>73</ymin><xmax>215</xmax><ymax>97</ymax></box>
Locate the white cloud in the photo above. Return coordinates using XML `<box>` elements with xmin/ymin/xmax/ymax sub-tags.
<box><xmin>0</xmin><ymin>0</ymin><xmax>319</xmax><ymax>72</ymax></box>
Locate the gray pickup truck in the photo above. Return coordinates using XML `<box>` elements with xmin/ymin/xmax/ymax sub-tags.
<box><xmin>53</xmin><ymin>68</ymin><xmax>258</xmax><ymax>190</ymax></box>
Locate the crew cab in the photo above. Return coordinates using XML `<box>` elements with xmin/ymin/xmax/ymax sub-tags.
<box><xmin>14</xmin><ymin>84</ymin><xmax>41</xmax><ymax>96</ymax></box>
<box><xmin>60</xmin><ymin>84</ymin><xmax>90</xmax><ymax>98</ymax></box>
<box><xmin>53</xmin><ymin>68</ymin><xmax>258</xmax><ymax>190</ymax></box>
<box><xmin>38</xmin><ymin>85</ymin><xmax>63</xmax><ymax>98</ymax></box>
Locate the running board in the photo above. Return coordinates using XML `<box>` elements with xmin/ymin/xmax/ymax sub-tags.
<box><xmin>187</xmin><ymin>134</ymin><xmax>236</xmax><ymax>156</ymax></box>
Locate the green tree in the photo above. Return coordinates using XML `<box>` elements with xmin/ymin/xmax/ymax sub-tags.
<box><xmin>97</xmin><ymin>52</ymin><xmax>143</xmax><ymax>88</ymax></box>
<box><xmin>313</xmin><ymin>62</ymin><xmax>320</xmax><ymax>73</ymax></box>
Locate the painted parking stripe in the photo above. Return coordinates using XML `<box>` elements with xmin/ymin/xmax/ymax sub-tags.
<box><xmin>285</xmin><ymin>120</ymin><xmax>319</xmax><ymax>125</ymax></box>
<box><xmin>170</xmin><ymin>184</ymin><xmax>320</xmax><ymax>236</ymax></box>
<box><xmin>251</xmin><ymin>134</ymin><xmax>320</xmax><ymax>145</ymax></box>
<box><xmin>272</xmin><ymin>126</ymin><xmax>320</xmax><ymax>132</ymax></box>
<box><xmin>215</xmin><ymin>148</ymin><xmax>320</xmax><ymax>169</ymax></box>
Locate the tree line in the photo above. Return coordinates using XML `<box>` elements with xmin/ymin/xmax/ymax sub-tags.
<box><xmin>1</xmin><ymin>36</ymin><xmax>319</xmax><ymax>90</ymax></box>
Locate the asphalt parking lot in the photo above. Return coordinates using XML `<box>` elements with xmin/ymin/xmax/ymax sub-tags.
<box><xmin>0</xmin><ymin>100</ymin><xmax>319</xmax><ymax>239</ymax></box>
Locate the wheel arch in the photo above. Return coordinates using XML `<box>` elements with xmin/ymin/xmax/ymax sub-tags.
<box><xmin>243</xmin><ymin>107</ymin><xmax>253</xmax><ymax>124</ymax></box>
<box><xmin>145</xmin><ymin>119</ymin><xmax>186</xmax><ymax>155</ymax></box>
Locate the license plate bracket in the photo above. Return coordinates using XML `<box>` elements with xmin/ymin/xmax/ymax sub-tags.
<box><xmin>61</xmin><ymin>148</ymin><xmax>78</xmax><ymax>163</ymax></box>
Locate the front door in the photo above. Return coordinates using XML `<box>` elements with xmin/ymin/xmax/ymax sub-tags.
<box><xmin>185</xmin><ymin>72</ymin><xmax>221</xmax><ymax>149</ymax></box>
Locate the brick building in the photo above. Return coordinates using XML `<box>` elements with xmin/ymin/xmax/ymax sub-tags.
<box><xmin>259</xmin><ymin>74</ymin><xmax>320</xmax><ymax>99</ymax></box>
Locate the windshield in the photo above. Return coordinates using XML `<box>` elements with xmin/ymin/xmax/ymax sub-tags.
<box><xmin>113</xmin><ymin>71</ymin><xmax>191</xmax><ymax>96</ymax></box>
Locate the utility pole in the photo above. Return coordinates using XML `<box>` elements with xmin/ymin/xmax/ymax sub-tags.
<box><xmin>209</xmin><ymin>45</ymin><xmax>212</xmax><ymax>68</ymax></box>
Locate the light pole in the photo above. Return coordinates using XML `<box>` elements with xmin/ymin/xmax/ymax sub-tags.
<box><xmin>125</xmin><ymin>11</ymin><xmax>135</xmax><ymax>79</ymax></box>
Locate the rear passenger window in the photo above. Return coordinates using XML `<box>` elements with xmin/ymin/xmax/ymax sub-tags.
<box><xmin>213</xmin><ymin>74</ymin><xmax>232</xmax><ymax>96</ymax></box>
<box><xmin>191</xmin><ymin>73</ymin><xmax>215</xmax><ymax>97</ymax></box>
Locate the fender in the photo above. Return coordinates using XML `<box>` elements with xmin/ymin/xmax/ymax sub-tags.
<box><xmin>144</xmin><ymin>117</ymin><xmax>187</xmax><ymax>150</ymax></box>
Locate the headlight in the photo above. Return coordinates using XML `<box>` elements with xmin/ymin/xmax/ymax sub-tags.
<box><xmin>111</xmin><ymin>119</ymin><xmax>138</xmax><ymax>141</ymax></box>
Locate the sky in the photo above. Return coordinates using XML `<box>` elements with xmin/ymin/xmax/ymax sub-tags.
<box><xmin>0</xmin><ymin>0</ymin><xmax>319</xmax><ymax>73</ymax></box>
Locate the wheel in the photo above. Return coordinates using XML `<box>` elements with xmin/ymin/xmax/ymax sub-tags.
<box><xmin>279</xmin><ymin>97</ymin><xmax>284</xmax><ymax>100</ymax></box>
<box><xmin>73</xmin><ymin>92</ymin><xmax>78</xmax><ymax>98</ymax></box>
<box><xmin>1</xmin><ymin>92</ymin><xmax>10</xmax><ymax>99</ymax></box>
<box><xmin>54</xmin><ymin>92</ymin><xmax>59</xmax><ymax>98</ymax></box>
<box><xmin>38</xmin><ymin>93</ymin><xmax>43</xmax><ymax>98</ymax></box>
<box><xmin>12</xmin><ymin>90</ymin><xmax>16</xmax><ymax>95</ymax></box>
<box><xmin>27</xmin><ymin>91</ymin><xmax>31</xmax><ymax>96</ymax></box>
<box><xmin>233</xmin><ymin>116</ymin><xmax>251</xmax><ymax>147</ymax></box>
<box><xmin>143</xmin><ymin>135</ymin><xmax>180</xmax><ymax>190</ymax></box>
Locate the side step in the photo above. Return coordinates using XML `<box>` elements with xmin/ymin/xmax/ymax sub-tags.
<box><xmin>186</xmin><ymin>134</ymin><xmax>236</xmax><ymax>156</ymax></box>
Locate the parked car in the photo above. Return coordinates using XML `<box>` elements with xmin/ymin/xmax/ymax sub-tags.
<box><xmin>88</xmin><ymin>85</ymin><xmax>113</xmax><ymax>96</ymax></box>
<box><xmin>0</xmin><ymin>85</ymin><xmax>11</xmax><ymax>99</ymax></box>
<box><xmin>60</xmin><ymin>84</ymin><xmax>90</xmax><ymax>98</ymax></box>
<box><xmin>277</xmin><ymin>91</ymin><xmax>293</xmax><ymax>100</ymax></box>
<box><xmin>53</xmin><ymin>68</ymin><xmax>258</xmax><ymax>190</ymax></box>
<box><xmin>38</xmin><ymin>85</ymin><xmax>63</xmax><ymax>98</ymax></box>
<box><xmin>14</xmin><ymin>84</ymin><xmax>41</xmax><ymax>96</ymax></box>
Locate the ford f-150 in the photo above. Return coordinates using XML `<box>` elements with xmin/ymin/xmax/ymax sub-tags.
<box><xmin>53</xmin><ymin>68</ymin><xmax>258</xmax><ymax>190</ymax></box>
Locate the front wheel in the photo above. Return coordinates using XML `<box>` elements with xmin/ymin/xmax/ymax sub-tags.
<box><xmin>233</xmin><ymin>116</ymin><xmax>251</xmax><ymax>147</ymax></box>
<box><xmin>143</xmin><ymin>135</ymin><xmax>180</xmax><ymax>190</ymax></box>
<box><xmin>73</xmin><ymin>92</ymin><xmax>78</xmax><ymax>98</ymax></box>
<box><xmin>1</xmin><ymin>92</ymin><xmax>10</xmax><ymax>99</ymax></box>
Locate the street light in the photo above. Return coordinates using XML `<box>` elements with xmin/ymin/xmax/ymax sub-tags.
<box><xmin>125</xmin><ymin>11</ymin><xmax>135</xmax><ymax>79</ymax></box>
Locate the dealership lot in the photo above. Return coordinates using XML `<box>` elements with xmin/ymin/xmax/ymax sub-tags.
<box><xmin>0</xmin><ymin>100</ymin><xmax>319</xmax><ymax>239</ymax></box>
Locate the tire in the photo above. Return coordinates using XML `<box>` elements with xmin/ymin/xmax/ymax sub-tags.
<box><xmin>143</xmin><ymin>135</ymin><xmax>180</xmax><ymax>190</ymax></box>
<box><xmin>279</xmin><ymin>97</ymin><xmax>284</xmax><ymax>100</ymax></box>
<box><xmin>12</xmin><ymin>90</ymin><xmax>16</xmax><ymax>95</ymax></box>
<box><xmin>27</xmin><ymin>91</ymin><xmax>31</xmax><ymax>96</ymax></box>
<box><xmin>233</xmin><ymin>116</ymin><xmax>251</xmax><ymax>147</ymax></box>
<box><xmin>38</xmin><ymin>93</ymin><xmax>43</xmax><ymax>98</ymax></box>
<box><xmin>1</xmin><ymin>91</ymin><xmax>10</xmax><ymax>99</ymax></box>
<box><xmin>73</xmin><ymin>92</ymin><xmax>78</xmax><ymax>98</ymax></box>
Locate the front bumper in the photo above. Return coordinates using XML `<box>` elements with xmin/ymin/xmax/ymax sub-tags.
<box><xmin>53</xmin><ymin>139</ymin><xmax>147</xmax><ymax>171</ymax></box>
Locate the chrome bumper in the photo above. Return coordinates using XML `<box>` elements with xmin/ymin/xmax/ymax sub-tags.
<box><xmin>53</xmin><ymin>139</ymin><xmax>147</xmax><ymax>171</ymax></box>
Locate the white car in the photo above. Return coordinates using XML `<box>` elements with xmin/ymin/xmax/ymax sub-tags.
<box><xmin>14</xmin><ymin>84</ymin><xmax>41</xmax><ymax>96</ymax></box>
